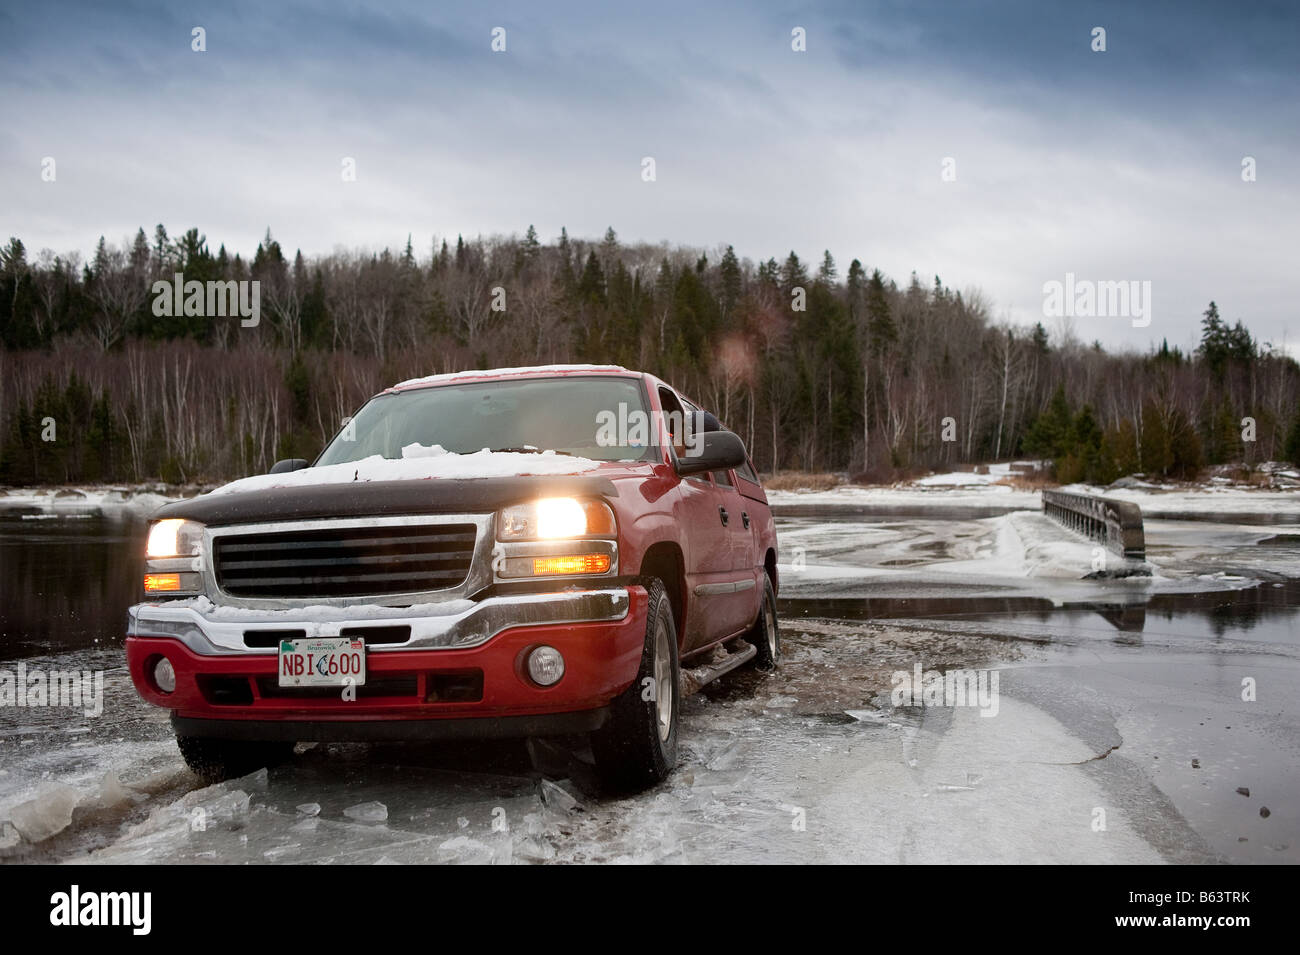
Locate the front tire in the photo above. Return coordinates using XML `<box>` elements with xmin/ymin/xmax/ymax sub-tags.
<box><xmin>591</xmin><ymin>579</ymin><xmax>679</xmax><ymax>793</ymax></box>
<box><xmin>177</xmin><ymin>735</ymin><xmax>294</xmax><ymax>783</ymax></box>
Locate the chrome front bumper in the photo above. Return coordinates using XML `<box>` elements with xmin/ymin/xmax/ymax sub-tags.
<box><xmin>127</xmin><ymin>588</ymin><xmax>632</xmax><ymax>656</ymax></box>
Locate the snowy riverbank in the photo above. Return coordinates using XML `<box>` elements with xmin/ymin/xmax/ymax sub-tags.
<box><xmin>768</xmin><ymin>467</ymin><xmax>1300</xmax><ymax>520</ymax></box>
<box><xmin>0</xmin><ymin>486</ymin><xmax>189</xmax><ymax>519</ymax></box>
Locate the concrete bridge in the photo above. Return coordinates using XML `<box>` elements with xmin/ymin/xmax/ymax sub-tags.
<box><xmin>1042</xmin><ymin>489</ymin><xmax>1145</xmax><ymax>560</ymax></box>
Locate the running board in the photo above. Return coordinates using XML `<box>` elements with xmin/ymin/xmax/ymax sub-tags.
<box><xmin>680</xmin><ymin>639</ymin><xmax>758</xmax><ymax>695</ymax></box>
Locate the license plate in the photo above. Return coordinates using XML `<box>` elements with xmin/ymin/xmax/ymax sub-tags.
<box><xmin>278</xmin><ymin>637</ymin><xmax>366</xmax><ymax>687</ymax></box>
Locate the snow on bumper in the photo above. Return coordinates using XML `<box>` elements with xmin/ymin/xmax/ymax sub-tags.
<box><xmin>125</xmin><ymin>586</ymin><xmax>647</xmax><ymax>729</ymax></box>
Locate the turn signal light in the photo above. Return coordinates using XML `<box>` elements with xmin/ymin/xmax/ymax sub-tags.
<box><xmin>532</xmin><ymin>554</ymin><xmax>612</xmax><ymax>576</ymax></box>
<box><xmin>144</xmin><ymin>573</ymin><xmax>182</xmax><ymax>592</ymax></box>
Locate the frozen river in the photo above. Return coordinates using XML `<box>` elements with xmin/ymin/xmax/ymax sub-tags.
<box><xmin>0</xmin><ymin>499</ymin><xmax>1297</xmax><ymax>863</ymax></box>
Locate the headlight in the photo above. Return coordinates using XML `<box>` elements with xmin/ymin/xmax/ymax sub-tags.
<box><xmin>146</xmin><ymin>519</ymin><xmax>205</xmax><ymax>558</ymax></box>
<box><xmin>144</xmin><ymin>519</ymin><xmax>205</xmax><ymax>596</ymax></box>
<box><xmin>497</xmin><ymin>498</ymin><xmax>615</xmax><ymax>541</ymax></box>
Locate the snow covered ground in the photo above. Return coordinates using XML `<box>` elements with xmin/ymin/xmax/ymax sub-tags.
<box><xmin>5</xmin><ymin>600</ymin><xmax>1291</xmax><ymax>864</ymax></box>
<box><xmin>912</xmin><ymin>460</ymin><xmax>1046</xmax><ymax>486</ymax></box>
<box><xmin>772</xmin><ymin>509</ymin><xmax>1291</xmax><ymax>609</ymax></box>
<box><xmin>0</xmin><ymin>486</ymin><xmax>180</xmax><ymax>518</ymax></box>
<box><xmin>1064</xmin><ymin>482</ymin><xmax>1300</xmax><ymax>519</ymax></box>
<box><xmin>768</xmin><ymin>482</ymin><xmax>1040</xmax><ymax>512</ymax></box>
<box><xmin>0</xmin><ymin>626</ymin><xmax>1182</xmax><ymax>864</ymax></box>
<box><xmin>768</xmin><ymin>470</ymin><xmax>1300</xmax><ymax>520</ymax></box>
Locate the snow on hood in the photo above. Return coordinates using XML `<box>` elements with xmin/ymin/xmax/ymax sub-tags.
<box><xmin>206</xmin><ymin>444</ymin><xmax>602</xmax><ymax>497</ymax></box>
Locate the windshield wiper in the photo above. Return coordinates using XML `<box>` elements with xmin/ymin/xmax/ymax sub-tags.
<box><xmin>487</xmin><ymin>446</ymin><xmax>575</xmax><ymax>456</ymax></box>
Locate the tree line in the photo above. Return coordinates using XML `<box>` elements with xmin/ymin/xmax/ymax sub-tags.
<box><xmin>0</xmin><ymin>226</ymin><xmax>1297</xmax><ymax>486</ymax></box>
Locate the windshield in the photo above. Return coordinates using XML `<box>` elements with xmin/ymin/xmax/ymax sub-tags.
<box><xmin>315</xmin><ymin>375</ymin><xmax>656</xmax><ymax>466</ymax></box>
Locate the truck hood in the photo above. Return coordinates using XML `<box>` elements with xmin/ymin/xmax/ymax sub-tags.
<box><xmin>151</xmin><ymin>462</ymin><xmax>660</xmax><ymax>527</ymax></box>
<box><xmin>154</xmin><ymin>474</ymin><xmax>623</xmax><ymax>526</ymax></box>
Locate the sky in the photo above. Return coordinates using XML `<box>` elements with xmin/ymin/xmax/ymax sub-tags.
<box><xmin>1</xmin><ymin>0</ymin><xmax>1297</xmax><ymax>356</ymax></box>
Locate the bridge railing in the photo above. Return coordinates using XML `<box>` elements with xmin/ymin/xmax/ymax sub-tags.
<box><xmin>1041</xmin><ymin>489</ymin><xmax>1145</xmax><ymax>560</ymax></box>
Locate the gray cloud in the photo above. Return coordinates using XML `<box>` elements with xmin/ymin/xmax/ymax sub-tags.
<box><xmin>2</xmin><ymin>0</ymin><xmax>1296</xmax><ymax>353</ymax></box>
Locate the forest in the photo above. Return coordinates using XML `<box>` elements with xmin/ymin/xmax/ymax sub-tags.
<box><xmin>1</xmin><ymin>226</ymin><xmax>1297</xmax><ymax>486</ymax></box>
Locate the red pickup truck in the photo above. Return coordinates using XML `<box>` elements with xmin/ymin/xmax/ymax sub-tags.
<box><xmin>126</xmin><ymin>366</ymin><xmax>779</xmax><ymax>791</ymax></box>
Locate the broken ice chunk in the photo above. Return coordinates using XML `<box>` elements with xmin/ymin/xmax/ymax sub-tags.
<box><xmin>539</xmin><ymin>778</ymin><xmax>581</xmax><ymax>813</ymax></box>
<box><xmin>343</xmin><ymin>801</ymin><xmax>388</xmax><ymax>824</ymax></box>
<box><xmin>515</xmin><ymin>836</ymin><xmax>557</xmax><ymax>862</ymax></box>
<box><xmin>8</xmin><ymin>784</ymin><xmax>81</xmax><ymax>843</ymax></box>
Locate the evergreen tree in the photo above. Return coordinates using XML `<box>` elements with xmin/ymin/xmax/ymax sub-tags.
<box><xmin>1024</xmin><ymin>385</ymin><xmax>1073</xmax><ymax>460</ymax></box>
<box><xmin>1197</xmin><ymin>301</ymin><xmax>1230</xmax><ymax>377</ymax></box>
<box><xmin>578</xmin><ymin>251</ymin><xmax>606</xmax><ymax>304</ymax></box>
<box><xmin>719</xmin><ymin>245</ymin><xmax>741</xmax><ymax>317</ymax></box>
<box><xmin>817</xmin><ymin>250</ymin><xmax>836</xmax><ymax>284</ymax></box>
<box><xmin>780</xmin><ymin>251</ymin><xmax>807</xmax><ymax>293</ymax></box>
<box><xmin>1030</xmin><ymin>322</ymin><xmax>1050</xmax><ymax>354</ymax></box>
<box><xmin>521</xmin><ymin>224</ymin><xmax>541</xmax><ymax>261</ymax></box>
<box><xmin>1285</xmin><ymin>412</ymin><xmax>1300</xmax><ymax>466</ymax></box>
<box><xmin>130</xmin><ymin>228</ymin><xmax>150</xmax><ymax>274</ymax></box>
<box><xmin>153</xmin><ymin>224</ymin><xmax>170</xmax><ymax>270</ymax></box>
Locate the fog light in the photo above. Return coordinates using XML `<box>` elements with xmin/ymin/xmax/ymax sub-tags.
<box><xmin>527</xmin><ymin>646</ymin><xmax>565</xmax><ymax>686</ymax></box>
<box><xmin>153</xmin><ymin>657</ymin><xmax>176</xmax><ymax>693</ymax></box>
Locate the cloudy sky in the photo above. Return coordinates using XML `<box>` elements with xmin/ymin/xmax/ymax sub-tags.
<box><xmin>2</xmin><ymin>0</ymin><xmax>1296</xmax><ymax>354</ymax></box>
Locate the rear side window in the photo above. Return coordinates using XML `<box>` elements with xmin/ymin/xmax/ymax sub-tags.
<box><xmin>659</xmin><ymin>387</ymin><xmax>714</xmax><ymax>484</ymax></box>
<box><xmin>657</xmin><ymin>387</ymin><xmax>686</xmax><ymax>446</ymax></box>
<box><xmin>736</xmin><ymin>457</ymin><xmax>760</xmax><ymax>485</ymax></box>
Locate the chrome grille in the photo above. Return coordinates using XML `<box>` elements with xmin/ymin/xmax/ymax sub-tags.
<box><xmin>213</xmin><ymin>522</ymin><xmax>477</xmax><ymax>598</ymax></box>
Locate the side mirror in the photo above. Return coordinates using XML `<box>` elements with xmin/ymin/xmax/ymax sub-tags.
<box><xmin>269</xmin><ymin>458</ymin><xmax>310</xmax><ymax>474</ymax></box>
<box><xmin>675</xmin><ymin>431</ymin><xmax>748</xmax><ymax>476</ymax></box>
<box><xmin>691</xmin><ymin>409</ymin><xmax>723</xmax><ymax>433</ymax></box>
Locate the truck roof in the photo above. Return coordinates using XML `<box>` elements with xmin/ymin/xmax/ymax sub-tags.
<box><xmin>389</xmin><ymin>364</ymin><xmax>637</xmax><ymax>393</ymax></box>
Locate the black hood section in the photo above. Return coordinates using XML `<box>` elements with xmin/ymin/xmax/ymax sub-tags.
<box><xmin>152</xmin><ymin>474</ymin><xmax>619</xmax><ymax>526</ymax></box>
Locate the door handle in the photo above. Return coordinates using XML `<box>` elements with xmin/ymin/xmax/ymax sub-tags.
<box><xmin>742</xmin><ymin>511</ymin><xmax>750</xmax><ymax>529</ymax></box>
<box><xmin>718</xmin><ymin>506</ymin><xmax>729</xmax><ymax>526</ymax></box>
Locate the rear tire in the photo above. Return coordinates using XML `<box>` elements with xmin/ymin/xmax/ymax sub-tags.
<box><xmin>591</xmin><ymin>579</ymin><xmax>679</xmax><ymax>793</ymax></box>
<box><xmin>747</xmin><ymin>575</ymin><xmax>780</xmax><ymax>671</ymax></box>
<box><xmin>177</xmin><ymin>735</ymin><xmax>294</xmax><ymax>783</ymax></box>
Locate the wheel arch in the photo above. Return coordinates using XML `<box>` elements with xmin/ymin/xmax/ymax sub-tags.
<box><xmin>637</xmin><ymin>540</ymin><xmax>687</xmax><ymax>641</ymax></box>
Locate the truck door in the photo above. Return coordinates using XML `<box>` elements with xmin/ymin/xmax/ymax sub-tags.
<box><xmin>711</xmin><ymin>466</ymin><xmax>761</xmax><ymax>630</ymax></box>
<box><xmin>659</xmin><ymin>388</ymin><xmax>750</xmax><ymax>651</ymax></box>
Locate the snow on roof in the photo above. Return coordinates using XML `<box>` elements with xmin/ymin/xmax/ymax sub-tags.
<box><xmin>393</xmin><ymin>364</ymin><xmax>632</xmax><ymax>390</ymax></box>
<box><xmin>206</xmin><ymin>445</ymin><xmax>602</xmax><ymax>497</ymax></box>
